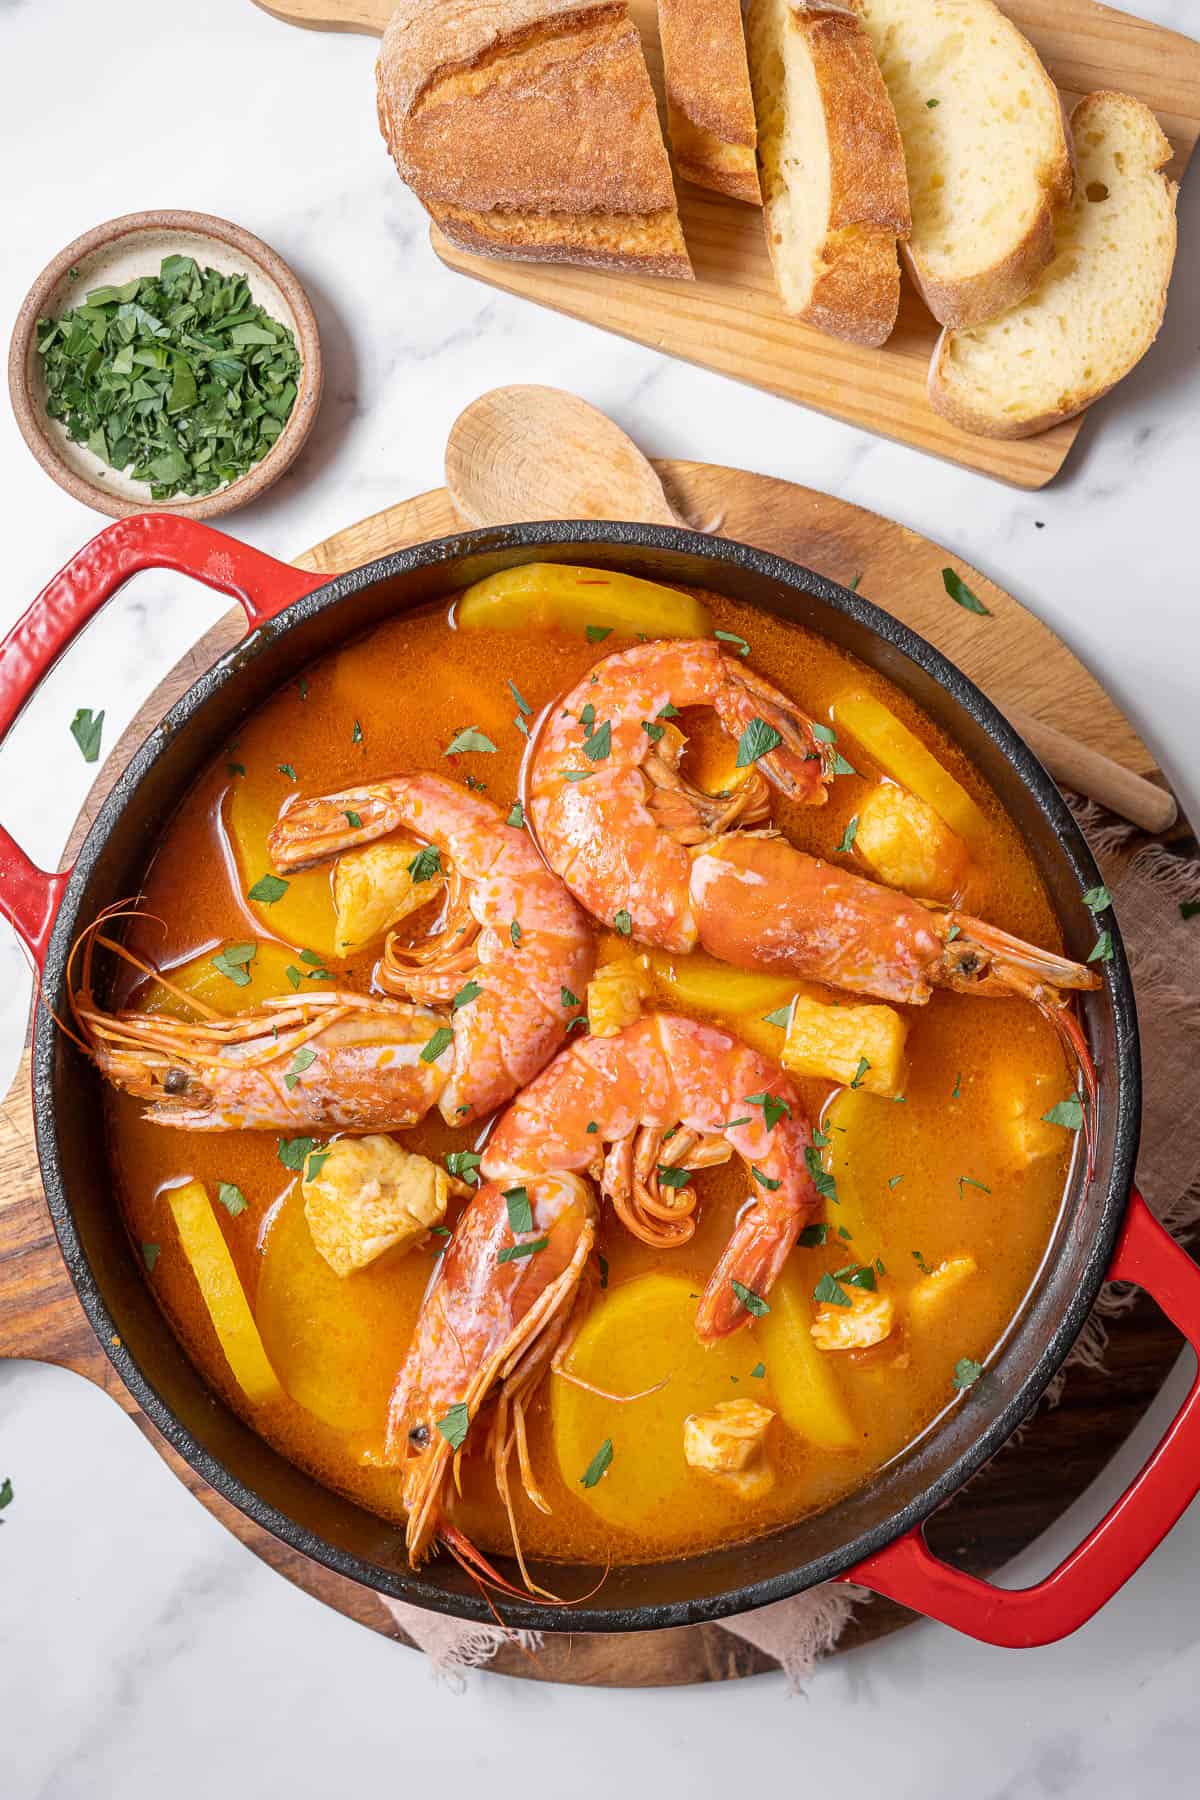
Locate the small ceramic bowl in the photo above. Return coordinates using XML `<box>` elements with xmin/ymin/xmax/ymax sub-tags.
<box><xmin>8</xmin><ymin>209</ymin><xmax>322</xmax><ymax>521</ymax></box>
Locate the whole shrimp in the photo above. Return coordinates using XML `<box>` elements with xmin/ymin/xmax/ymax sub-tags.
<box><xmin>528</xmin><ymin>640</ymin><xmax>1100</xmax><ymax>1083</ymax></box>
<box><xmin>386</xmin><ymin>1171</ymin><xmax>599</xmax><ymax>1594</ymax></box>
<box><xmin>268</xmin><ymin>772</ymin><xmax>594</xmax><ymax>1123</ymax></box>
<box><xmin>484</xmin><ymin>1011</ymin><xmax>818</xmax><ymax>1342</ymax></box>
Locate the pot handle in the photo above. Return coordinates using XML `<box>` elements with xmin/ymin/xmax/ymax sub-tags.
<box><xmin>0</xmin><ymin>514</ymin><xmax>325</xmax><ymax>963</ymax></box>
<box><xmin>845</xmin><ymin>1190</ymin><xmax>1200</xmax><ymax>1647</ymax></box>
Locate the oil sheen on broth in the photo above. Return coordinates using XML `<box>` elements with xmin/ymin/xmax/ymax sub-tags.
<box><xmin>104</xmin><ymin>587</ymin><xmax>1075</xmax><ymax>1565</ymax></box>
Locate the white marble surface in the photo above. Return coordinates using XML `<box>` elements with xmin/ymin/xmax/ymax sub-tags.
<box><xmin>2</xmin><ymin>1</ymin><xmax>1198</xmax><ymax>1793</ymax></box>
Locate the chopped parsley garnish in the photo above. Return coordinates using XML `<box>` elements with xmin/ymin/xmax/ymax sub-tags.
<box><xmin>715</xmin><ymin>630</ymin><xmax>751</xmax><ymax>657</ymax></box>
<box><xmin>657</xmin><ymin>702</ymin><xmax>680</xmax><ymax>719</ymax></box>
<box><xmin>657</xmin><ymin>1166</ymin><xmax>693</xmax><ymax>1189</ymax></box>
<box><xmin>835</xmin><ymin>816</ymin><xmax>860</xmax><ymax>855</ymax></box>
<box><xmin>407</xmin><ymin>845</ymin><xmax>442</xmax><ymax>884</ymax></box>
<box><xmin>344</xmin><ymin>811</ymin><xmax>362</xmax><ymax>829</ymax></box>
<box><xmin>804</xmin><ymin>1145</ymin><xmax>838</xmax><ymax>1203</ymax></box>
<box><xmin>285</xmin><ymin>965</ymin><xmax>302</xmax><ymax>990</ymax></box>
<box><xmin>952</xmin><ymin>1070</ymin><xmax>962</xmax><ymax>1099</ymax></box>
<box><xmin>509</xmin><ymin>679</ymin><xmax>531</xmax><ymax>716</ymax></box>
<box><xmin>926</xmin><ymin>97</ymin><xmax>940</xmax><ymax>108</ymax></box>
<box><xmin>580</xmin><ymin>1438</ymin><xmax>614</xmax><ymax>1486</ymax></box>
<box><xmin>598</xmin><ymin>1252</ymin><xmax>609</xmax><ymax>1289</ymax></box>
<box><xmin>731</xmin><ymin>1279</ymin><xmax>769</xmax><ymax>1317</ymax></box>
<box><xmin>514</xmin><ymin>714</ymin><xmax>529</xmax><ymax>739</ymax></box>
<box><xmin>811</xmin><ymin>722</ymin><xmax>836</xmax><ymax>743</ymax></box>
<box><xmin>437</xmin><ymin>1402</ymin><xmax>470</xmax><ymax>1450</ymax></box>
<box><xmin>247</xmin><ymin>873</ymin><xmax>288</xmax><ymax>905</ymax></box>
<box><xmin>283</xmin><ymin>1048</ymin><xmax>318</xmax><ymax>1091</ymax></box>
<box><xmin>218</xmin><ymin>1182</ymin><xmax>248</xmax><ymax>1217</ymax></box>
<box><xmin>613</xmin><ymin>908</ymin><xmax>633</xmax><ymax>936</ymax></box>
<box><xmin>446</xmin><ymin>1150</ymin><xmax>482</xmax><ymax>1185</ymax></box>
<box><xmin>762</xmin><ymin>1003</ymin><xmax>793</xmax><ymax>1029</ymax></box>
<box><xmin>583</xmin><ymin>720</ymin><xmax>612</xmax><ymax>761</ymax></box>
<box><xmin>580</xmin><ymin>703</ymin><xmax>596</xmax><ymax>731</ymax></box>
<box><xmin>942</xmin><ymin>567</ymin><xmax>991</xmax><ymax>617</ymax></box>
<box><xmin>1042</xmin><ymin>1097</ymin><xmax>1085</xmax><ymax>1130</ymax></box>
<box><xmin>497</xmin><ymin>1235</ymin><xmax>548</xmax><ymax>1264</ymax></box>
<box><xmin>888</xmin><ymin>1174</ymin><xmax>903</xmax><ymax>1189</ymax></box>
<box><xmin>507</xmin><ymin>801</ymin><xmax>526</xmax><ymax>829</ymax></box>
<box><xmin>946</xmin><ymin>925</ymin><xmax>961</xmax><ymax>942</ymax></box>
<box><xmin>835</xmin><ymin>1262</ymin><xmax>877</xmax><ymax>1292</ymax></box>
<box><xmin>277</xmin><ymin>763</ymin><xmax>297</xmax><ymax>781</ymax></box>
<box><xmin>510</xmin><ymin>919</ymin><xmax>522</xmax><ymax>947</ymax></box>
<box><xmin>451</xmin><ymin>980</ymin><xmax>481</xmax><ymax>1011</ymax></box>
<box><xmin>445</xmin><ymin>726</ymin><xmax>497</xmax><ymax>757</ymax></box>
<box><xmin>464</xmin><ymin>774</ymin><xmax>486</xmax><ymax>792</ymax></box>
<box><xmin>504</xmin><ymin>1185</ymin><xmax>533</xmax><ymax>1235</ymax></box>
<box><xmin>227</xmin><ymin>761</ymin><xmax>246</xmax><ymax>778</ymax></box>
<box><xmin>952</xmin><ymin>1357</ymin><xmax>983</xmax><ymax>1390</ymax></box>
<box><xmin>798</xmin><ymin>1223</ymin><xmax>829</xmax><ymax>1247</ymax></box>
<box><xmin>751</xmin><ymin>1363</ymin><xmax>766</xmax><ymax>1379</ymax></box>
<box><xmin>744</xmin><ymin>1091</ymin><xmax>791</xmax><ymax>1131</ymax></box>
<box><xmin>957</xmin><ymin>1175</ymin><xmax>991</xmax><ymax>1200</ymax></box>
<box><xmin>299</xmin><ymin>949</ymin><xmax>324</xmax><ymax>966</ymax></box>
<box><xmin>811</xmin><ymin>1127</ymin><xmax>830</xmax><ymax>1147</ymax></box>
<box><xmin>848</xmin><ymin>573</ymin><xmax>862</xmax><ymax>591</ymax></box>
<box><xmin>1088</xmin><ymin>930</ymin><xmax>1113</xmax><ymax>964</ymax></box>
<box><xmin>0</xmin><ymin>1476</ymin><xmax>11</xmax><ymax>1519</ymax></box>
<box><xmin>813</xmin><ymin>1271</ymin><xmax>851</xmax><ymax>1308</ymax></box>
<box><xmin>1181</xmin><ymin>901</ymin><xmax>1200</xmax><ymax>921</ymax></box>
<box><xmin>561</xmin><ymin>986</ymin><xmax>580</xmax><ymax>1007</ymax></box>
<box><xmin>850</xmin><ymin>1056</ymin><xmax>870</xmax><ymax>1090</ymax></box>
<box><xmin>642</xmin><ymin>720</ymin><xmax>665</xmax><ymax>743</ymax></box>
<box><xmin>721</xmin><ymin>1116</ymin><xmax>753</xmax><ymax>1131</ymax></box>
<box><xmin>831</xmin><ymin>751</ymin><xmax>857</xmax><ymax>777</ymax></box>
<box><xmin>586</xmin><ymin>1121</ymin><xmax>599</xmax><ymax>1134</ymax></box>
<box><xmin>351</xmin><ymin>719</ymin><xmax>363</xmax><ymax>744</ymax></box>
<box><xmin>585</xmin><ymin>625</ymin><xmax>612</xmax><ymax>643</ymax></box>
<box><xmin>1083</xmin><ymin>885</ymin><xmax>1112</xmax><ymax>913</ymax></box>
<box><xmin>141</xmin><ymin>1242</ymin><xmax>160</xmax><ymax>1273</ymax></box>
<box><xmin>305</xmin><ymin>1149</ymin><xmax>330</xmax><ymax>1180</ymax></box>
<box><xmin>278</xmin><ymin>1135</ymin><xmax>319</xmax><ymax>1173</ymax></box>
<box><xmin>751</xmin><ymin>1166</ymin><xmax>782</xmax><ymax>1190</ymax></box>
<box><xmin>735</xmin><ymin>716</ymin><xmax>783</xmax><ymax>768</ymax></box>
<box><xmin>70</xmin><ymin>707</ymin><xmax>105</xmax><ymax>764</ymax></box>
<box><xmin>420</xmin><ymin>1026</ymin><xmax>455</xmax><ymax>1064</ymax></box>
<box><xmin>211</xmin><ymin>942</ymin><xmax>257</xmax><ymax>987</ymax></box>
<box><xmin>912</xmin><ymin>1249</ymin><xmax>932</xmax><ymax>1275</ymax></box>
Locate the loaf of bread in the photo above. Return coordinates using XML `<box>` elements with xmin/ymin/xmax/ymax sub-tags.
<box><xmin>930</xmin><ymin>91</ymin><xmax>1178</xmax><ymax>438</ymax></box>
<box><xmin>746</xmin><ymin>0</ymin><xmax>911</xmax><ymax>347</ymax></box>
<box><xmin>376</xmin><ymin>0</ymin><xmax>692</xmax><ymax>279</ymax></box>
<box><xmin>855</xmin><ymin>0</ymin><xmax>1073</xmax><ymax>328</ymax></box>
<box><xmin>658</xmin><ymin>0</ymin><xmax>761</xmax><ymax>205</ymax></box>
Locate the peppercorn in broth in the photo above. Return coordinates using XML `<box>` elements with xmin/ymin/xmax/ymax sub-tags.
<box><xmin>104</xmin><ymin>582</ymin><xmax>1077</xmax><ymax>1565</ymax></box>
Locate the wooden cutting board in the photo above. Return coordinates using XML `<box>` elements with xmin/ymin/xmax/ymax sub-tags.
<box><xmin>250</xmin><ymin>0</ymin><xmax>1200</xmax><ymax>489</ymax></box>
<box><xmin>0</xmin><ymin>463</ymin><xmax>1190</xmax><ymax>1684</ymax></box>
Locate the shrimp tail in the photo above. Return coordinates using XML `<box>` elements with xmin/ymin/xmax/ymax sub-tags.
<box><xmin>696</xmin><ymin>1194</ymin><xmax>814</xmax><ymax>1342</ymax></box>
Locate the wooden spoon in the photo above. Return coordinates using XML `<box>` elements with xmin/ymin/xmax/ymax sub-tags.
<box><xmin>444</xmin><ymin>385</ymin><xmax>1176</xmax><ymax>833</ymax></box>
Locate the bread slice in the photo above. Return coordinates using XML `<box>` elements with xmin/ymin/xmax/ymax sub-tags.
<box><xmin>746</xmin><ymin>0</ymin><xmax>911</xmax><ymax>347</ymax></box>
<box><xmin>930</xmin><ymin>92</ymin><xmax>1178</xmax><ymax>438</ymax></box>
<box><xmin>855</xmin><ymin>0</ymin><xmax>1073</xmax><ymax>328</ymax></box>
<box><xmin>658</xmin><ymin>0</ymin><xmax>761</xmax><ymax>205</ymax></box>
<box><xmin>376</xmin><ymin>0</ymin><xmax>692</xmax><ymax>279</ymax></box>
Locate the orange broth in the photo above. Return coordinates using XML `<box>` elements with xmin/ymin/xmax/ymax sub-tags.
<box><xmin>103</xmin><ymin>585</ymin><xmax>1076</xmax><ymax>1564</ymax></box>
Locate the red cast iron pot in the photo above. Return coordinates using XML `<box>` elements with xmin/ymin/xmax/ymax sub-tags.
<box><xmin>3</xmin><ymin>513</ymin><xmax>1200</xmax><ymax>1649</ymax></box>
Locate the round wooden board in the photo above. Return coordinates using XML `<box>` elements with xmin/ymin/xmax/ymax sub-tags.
<box><xmin>0</xmin><ymin>462</ymin><xmax>1190</xmax><ymax>1686</ymax></box>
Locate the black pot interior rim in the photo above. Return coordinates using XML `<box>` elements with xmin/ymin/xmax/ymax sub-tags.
<box><xmin>31</xmin><ymin>518</ymin><xmax>1142</xmax><ymax>1633</ymax></box>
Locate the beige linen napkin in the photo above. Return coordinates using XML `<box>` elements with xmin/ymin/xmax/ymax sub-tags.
<box><xmin>382</xmin><ymin>807</ymin><xmax>1200</xmax><ymax>1687</ymax></box>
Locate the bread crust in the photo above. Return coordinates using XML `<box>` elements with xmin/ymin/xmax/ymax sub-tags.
<box><xmin>928</xmin><ymin>92</ymin><xmax>1177</xmax><ymax>437</ymax></box>
<box><xmin>751</xmin><ymin>1</ymin><xmax>911</xmax><ymax>347</ymax></box>
<box><xmin>658</xmin><ymin>0</ymin><xmax>762</xmax><ymax>204</ymax></box>
<box><xmin>854</xmin><ymin>0</ymin><xmax>1074</xmax><ymax>329</ymax></box>
<box><xmin>377</xmin><ymin>0</ymin><xmax>692</xmax><ymax>278</ymax></box>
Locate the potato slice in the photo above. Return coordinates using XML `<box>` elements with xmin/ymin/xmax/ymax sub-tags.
<box><xmin>855</xmin><ymin>784</ymin><xmax>969</xmax><ymax>902</ymax></box>
<box><xmin>138</xmin><ymin>940</ymin><xmax>307</xmax><ymax>1019</ymax></box>
<box><xmin>226</xmin><ymin>778</ymin><xmax>339</xmax><ymax>960</ymax></box>
<box><xmin>648</xmin><ymin>948</ymin><xmax>802</xmax><ymax>1018</ymax></box>
<box><xmin>833</xmin><ymin>692</ymin><xmax>988</xmax><ymax>845</ymax></box>
<box><xmin>782</xmin><ymin>995</ymin><xmax>908</xmax><ymax>1098</ymax></box>
<box><xmin>304</xmin><ymin>1135</ymin><xmax>448</xmax><ymax>1277</ymax></box>
<box><xmin>165</xmin><ymin>1179</ymin><xmax>282</xmax><ymax>1406</ymax></box>
<box><xmin>455</xmin><ymin>564</ymin><xmax>711</xmax><ymax>639</ymax></box>
<box><xmin>587</xmin><ymin>964</ymin><xmax>649</xmax><ymax>1038</ymax></box>
<box><xmin>257</xmin><ymin>1183</ymin><xmax>424</xmax><ymax>1432</ymax></box>
<box><xmin>333</xmin><ymin>839</ymin><xmax>444</xmax><ymax>956</ymax></box>
<box><xmin>551</xmin><ymin>1274</ymin><xmax>756</xmax><ymax>1527</ymax></box>
<box><xmin>755</xmin><ymin>1262</ymin><xmax>856</xmax><ymax>1447</ymax></box>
